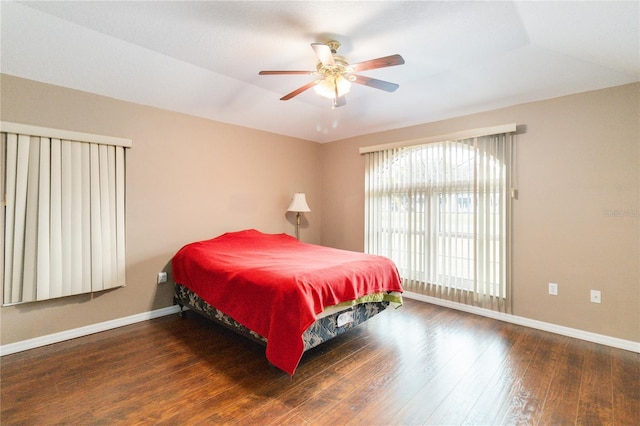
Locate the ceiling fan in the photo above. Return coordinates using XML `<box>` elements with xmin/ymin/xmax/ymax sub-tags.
<box><xmin>259</xmin><ymin>41</ymin><xmax>405</xmax><ymax>108</ymax></box>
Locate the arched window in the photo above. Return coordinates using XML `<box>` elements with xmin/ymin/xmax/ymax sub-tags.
<box><xmin>364</xmin><ymin>133</ymin><xmax>514</xmax><ymax>312</ymax></box>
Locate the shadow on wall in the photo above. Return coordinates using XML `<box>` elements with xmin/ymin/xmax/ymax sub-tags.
<box><xmin>285</xmin><ymin>210</ymin><xmax>310</xmax><ymax>239</ymax></box>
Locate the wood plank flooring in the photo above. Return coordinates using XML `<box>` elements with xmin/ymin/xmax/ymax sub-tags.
<box><xmin>1</xmin><ymin>299</ymin><xmax>638</xmax><ymax>425</ymax></box>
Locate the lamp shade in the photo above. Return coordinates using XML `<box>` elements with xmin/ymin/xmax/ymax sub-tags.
<box><xmin>287</xmin><ymin>193</ymin><xmax>311</xmax><ymax>212</ymax></box>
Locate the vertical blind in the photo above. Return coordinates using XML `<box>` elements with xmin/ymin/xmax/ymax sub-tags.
<box><xmin>363</xmin><ymin>128</ymin><xmax>515</xmax><ymax>312</ymax></box>
<box><xmin>2</xmin><ymin>123</ymin><xmax>129</xmax><ymax>305</ymax></box>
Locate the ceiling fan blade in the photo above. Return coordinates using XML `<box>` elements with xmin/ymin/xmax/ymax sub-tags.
<box><xmin>311</xmin><ymin>43</ymin><xmax>335</xmax><ymax>66</ymax></box>
<box><xmin>259</xmin><ymin>70</ymin><xmax>314</xmax><ymax>75</ymax></box>
<box><xmin>280</xmin><ymin>80</ymin><xmax>318</xmax><ymax>100</ymax></box>
<box><xmin>350</xmin><ymin>54</ymin><xmax>405</xmax><ymax>72</ymax></box>
<box><xmin>352</xmin><ymin>75</ymin><xmax>399</xmax><ymax>92</ymax></box>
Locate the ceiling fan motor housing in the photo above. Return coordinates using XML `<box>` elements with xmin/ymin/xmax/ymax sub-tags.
<box><xmin>316</xmin><ymin>56</ymin><xmax>353</xmax><ymax>80</ymax></box>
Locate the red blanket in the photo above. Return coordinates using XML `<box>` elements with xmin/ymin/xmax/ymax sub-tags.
<box><xmin>171</xmin><ymin>229</ymin><xmax>402</xmax><ymax>374</ymax></box>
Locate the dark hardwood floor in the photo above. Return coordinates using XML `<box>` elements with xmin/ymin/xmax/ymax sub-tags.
<box><xmin>1</xmin><ymin>299</ymin><xmax>638</xmax><ymax>425</ymax></box>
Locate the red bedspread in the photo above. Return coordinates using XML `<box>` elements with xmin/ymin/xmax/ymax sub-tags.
<box><xmin>171</xmin><ymin>229</ymin><xmax>402</xmax><ymax>374</ymax></box>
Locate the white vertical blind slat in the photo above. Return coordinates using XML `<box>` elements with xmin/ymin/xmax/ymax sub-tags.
<box><xmin>70</xmin><ymin>141</ymin><xmax>83</xmax><ymax>295</ymax></box>
<box><xmin>10</xmin><ymin>135</ymin><xmax>31</xmax><ymax>303</ymax></box>
<box><xmin>2</xmin><ymin>134</ymin><xmax>18</xmax><ymax>300</ymax></box>
<box><xmin>0</xmin><ymin>133</ymin><xmax>7</xmax><ymax>304</ymax></box>
<box><xmin>4</xmin><ymin>134</ymin><xmax>18</xmax><ymax>303</ymax></box>
<box><xmin>115</xmin><ymin>146</ymin><xmax>126</xmax><ymax>287</ymax></box>
<box><xmin>107</xmin><ymin>146</ymin><xmax>118</xmax><ymax>287</ymax></box>
<box><xmin>37</xmin><ymin>139</ymin><xmax>51</xmax><ymax>300</ymax></box>
<box><xmin>49</xmin><ymin>138</ymin><xmax>63</xmax><ymax>299</ymax></box>
<box><xmin>81</xmin><ymin>144</ymin><xmax>92</xmax><ymax>294</ymax></box>
<box><xmin>22</xmin><ymin>137</ymin><xmax>41</xmax><ymax>302</ymax></box>
<box><xmin>98</xmin><ymin>144</ymin><xmax>112</xmax><ymax>288</ymax></box>
<box><xmin>90</xmin><ymin>143</ymin><xmax>103</xmax><ymax>291</ymax></box>
<box><xmin>61</xmin><ymin>140</ymin><xmax>72</xmax><ymax>297</ymax></box>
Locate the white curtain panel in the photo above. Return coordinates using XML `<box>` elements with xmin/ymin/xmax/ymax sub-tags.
<box><xmin>3</xmin><ymin>132</ymin><xmax>126</xmax><ymax>305</ymax></box>
<box><xmin>365</xmin><ymin>133</ymin><xmax>513</xmax><ymax>312</ymax></box>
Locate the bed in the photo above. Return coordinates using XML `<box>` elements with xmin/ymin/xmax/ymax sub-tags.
<box><xmin>171</xmin><ymin>229</ymin><xmax>403</xmax><ymax>375</ymax></box>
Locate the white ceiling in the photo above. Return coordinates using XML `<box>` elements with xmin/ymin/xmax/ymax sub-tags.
<box><xmin>1</xmin><ymin>1</ymin><xmax>639</xmax><ymax>143</ymax></box>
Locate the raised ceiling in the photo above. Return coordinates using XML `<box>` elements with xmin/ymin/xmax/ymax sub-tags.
<box><xmin>1</xmin><ymin>1</ymin><xmax>638</xmax><ymax>143</ymax></box>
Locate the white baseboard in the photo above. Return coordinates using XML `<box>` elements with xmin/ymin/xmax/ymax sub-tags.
<box><xmin>3</xmin><ymin>295</ymin><xmax>638</xmax><ymax>357</ymax></box>
<box><xmin>403</xmin><ymin>291</ymin><xmax>640</xmax><ymax>353</ymax></box>
<box><xmin>0</xmin><ymin>304</ymin><xmax>182</xmax><ymax>357</ymax></box>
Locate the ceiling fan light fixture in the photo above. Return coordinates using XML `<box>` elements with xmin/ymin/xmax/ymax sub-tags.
<box><xmin>259</xmin><ymin>40</ymin><xmax>404</xmax><ymax>105</ymax></box>
<box><xmin>314</xmin><ymin>75</ymin><xmax>351</xmax><ymax>99</ymax></box>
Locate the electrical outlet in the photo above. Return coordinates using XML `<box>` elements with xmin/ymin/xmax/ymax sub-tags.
<box><xmin>548</xmin><ymin>282</ymin><xmax>558</xmax><ymax>296</ymax></box>
<box><xmin>590</xmin><ymin>290</ymin><xmax>601</xmax><ymax>304</ymax></box>
<box><xmin>157</xmin><ymin>272</ymin><xmax>168</xmax><ymax>284</ymax></box>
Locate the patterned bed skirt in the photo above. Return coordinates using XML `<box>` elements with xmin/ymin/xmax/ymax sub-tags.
<box><xmin>174</xmin><ymin>283</ymin><xmax>390</xmax><ymax>351</ymax></box>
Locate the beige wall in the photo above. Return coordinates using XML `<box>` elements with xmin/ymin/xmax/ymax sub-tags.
<box><xmin>0</xmin><ymin>75</ymin><xmax>321</xmax><ymax>344</ymax></box>
<box><xmin>320</xmin><ymin>83</ymin><xmax>639</xmax><ymax>343</ymax></box>
<box><xmin>2</xmin><ymin>75</ymin><xmax>638</xmax><ymax>347</ymax></box>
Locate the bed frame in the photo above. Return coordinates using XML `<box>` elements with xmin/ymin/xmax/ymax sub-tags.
<box><xmin>174</xmin><ymin>283</ymin><xmax>390</xmax><ymax>352</ymax></box>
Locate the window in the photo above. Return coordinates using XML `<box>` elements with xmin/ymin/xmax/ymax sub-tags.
<box><xmin>2</xmin><ymin>122</ymin><xmax>130</xmax><ymax>305</ymax></box>
<box><xmin>364</xmin><ymin>130</ymin><xmax>514</xmax><ymax>312</ymax></box>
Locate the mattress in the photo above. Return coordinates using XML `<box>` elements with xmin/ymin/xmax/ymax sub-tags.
<box><xmin>175</xmin><ymin>283</ymin><xmax>391</xmax><ymax>352</ymax></box>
